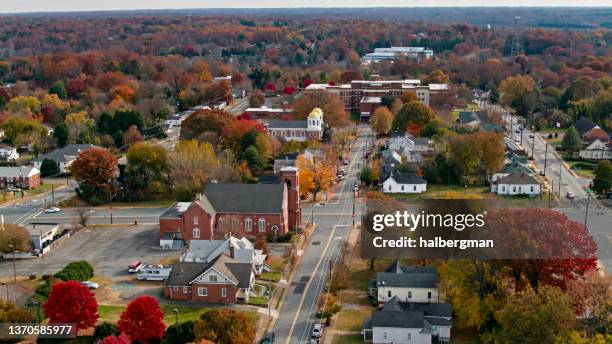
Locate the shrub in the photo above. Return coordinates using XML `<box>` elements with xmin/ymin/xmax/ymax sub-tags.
<box><xmin>94</xmin><ymin>322</ymin><xmax>120</xmax><ymax>341</ymax></box>
<box><xmin>162</xmin><ymin>321</ymin><xmax>196</xmax><ymax>344</ymax></box>
<box><xmin>54</xmin><ymin>261</ymin><xmax>94</xmax><ymax>281</ymax></box>
<box><xmin>29</xmin><ymin>274</ymin><xmax>37</xmax><ymax>280</ymax></box>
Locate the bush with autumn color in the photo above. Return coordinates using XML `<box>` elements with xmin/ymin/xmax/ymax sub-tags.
<box><xmin>43</xmin><ymin>280</ymin><xmax>99</xmax><ymax>331</ymax></box>
<box><xmin>194</xmin><ymin>309</ymin><xmax>255</xmax><ymax>344</ymax></box>
<box><xmin>118</xmin><ymin>296</ymin><xmax>166</xmax><ymax>344</ymax></box>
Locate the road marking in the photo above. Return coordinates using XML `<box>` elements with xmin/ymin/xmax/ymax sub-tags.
<box><xmin>284</xmin><ymin>224</ymin><xmax>339</xmax><ymax>344</ymax></box>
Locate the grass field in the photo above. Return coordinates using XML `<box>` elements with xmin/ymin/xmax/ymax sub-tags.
<box><xmin>98</xmin><ymin>304</ymin><xmax>210</xmax><ymax>325</ymax></box>
<box><xmin>334</xmin><ymin>309</ymin><xmax>371</xmax><ymax>332</ymax></box>
<box><xmin>259</xmin><ymin>271</ymin><xmax>281</xmax><ymax>282</ymax></box>
<box><xmin>332</xmin><ymin>334</ymin><xmax>363</xmax><ymax>344</ymax></box>
<box><xmin>567</xmin><ymin>160</ymin><xmax>598</xmax><ymax>178</ymax></box>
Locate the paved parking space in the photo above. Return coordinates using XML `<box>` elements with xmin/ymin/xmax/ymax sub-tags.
<box><xmin>0</xmin><ymin>225</ymin><xmax>179</xmax><ymax>279</ymax></box>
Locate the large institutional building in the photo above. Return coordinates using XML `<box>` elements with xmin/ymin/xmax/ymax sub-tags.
<box><xmin>264</xmin><ymin>107</ymin><xmax>325</xmax><ymax>142</ymax></box>
<box><xmin>305</xmin><ymin>78</ymin><xmax>448</xmax><ymax>121</ymax></box>
<box><xmin>362</xmin><ymin>46</ymin><xmax>434</xmax><ymax>63</ymax></box>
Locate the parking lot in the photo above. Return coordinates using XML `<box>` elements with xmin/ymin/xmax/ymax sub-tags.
<box><xmin>0</xmin><ymin>225</ymin><xmax>179</xmax><ymax>279</ymax></box>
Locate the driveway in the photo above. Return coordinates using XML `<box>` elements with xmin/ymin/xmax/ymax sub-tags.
<box><xmin>0</xmin><ymin>225</ymin><xmax>179</xmax><ymax>280</ymax></box>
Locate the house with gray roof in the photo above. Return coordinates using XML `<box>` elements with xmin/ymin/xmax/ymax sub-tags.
<box><xmin>362</xmin><ymin>296</ymin><xmax>452</xmax><ymax>343</ymax></box>
<box><xmin>32</xmin><ymin>144</ymin><xmax>96</xmax><ymax>174</ymax></box>
<box><xmin>369</xmin><ymin>260</ymin><xmax>439</xmax><ymax>304</ymax></box>
<box><xmin>164</xmin><ymin>253</ymin><xmax>255</xmax><ymax>304</ymax></box>
<box><xmin>491</xmin><ymin>172</ymin><xmax>541</xmax><ymax>196</ymax></box>
<box><xmin>381</xmin><ymin>170</ymin><xmax>427</xmax><ymax>194</ymax></box>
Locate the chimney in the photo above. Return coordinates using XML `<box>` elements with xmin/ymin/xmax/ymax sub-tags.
<box><xmin>0</xmin><ymin>214</ymin><xmax>4</xmax><ymax>230</ymax></box>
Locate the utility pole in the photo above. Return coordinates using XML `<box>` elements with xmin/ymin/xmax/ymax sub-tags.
<box><xmin>51</xmin><ymin>184</ymin><xmax>55</xmax><ymax>206</ymax></box>
<box><xmin>8</xmin><ymin>244</ymin><xmax>16</xmax><ymax>283</ymax></box>
<box><xmin>584</xmin><ymin>192</ymin><xmax>591</xmax><ymax>228</ymax></box>
<box><xmin>531</xmin><ymin>129</ymin><xmax>536</xmax><ymax>159</ymax></box>
<box><xmin>543</xmin><ymin>142</ymin><xmax>548</xmax><ymax>175</ymax></box>
<box><xmin>558</xmin><ymin>164</ymin><xmax>562</xmax><ymax>197</ymax></box>
<box><xmin>520</xmin><ymin>128</ymin><xmax>523</xmax><ymax>146</ymax></box>
<box><xmin>352</xmin><ymin>189</ymin><xmax>356</xmax><ymax>227</ymax></box>
<box><xmin>549</xmin><ymin>180</ymin><xmax>553</xmax><ymax>208</ymax></box>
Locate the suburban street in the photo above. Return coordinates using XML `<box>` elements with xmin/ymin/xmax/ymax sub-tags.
<box><xmin>500</xmin><ymin>110</ymin><xmax>612</xmax><ymax>271</ymax></box>
<box><xmin>272</xmin><ymin>127</ymin><xmax>369</xmax><ymax>344</ymax></box>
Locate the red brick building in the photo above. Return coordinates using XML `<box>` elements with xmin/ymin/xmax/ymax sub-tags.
<box><xmin>0</xmin><ymin>166</ymin><xmax>41</xmax><ymax>190</ymax></box>
<box><xmin>265</xmin><ymin>108</ymin><xmax>324</xmax><ymax>142</ymax></box>
<box><xmin>159</xmin><ymin>168</ymin><xmax>301</xmax><ymax>247</ymax></box>
<box><xmin>164</xmin><ymin>254</ymin><xmax>254</xmax><ymax>304</ymax></box>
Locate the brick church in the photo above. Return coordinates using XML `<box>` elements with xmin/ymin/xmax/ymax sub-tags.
<box><xmin>159</xmin><ymin>167</ymin><xmax>301</xmax><ymax>247</ymax></box>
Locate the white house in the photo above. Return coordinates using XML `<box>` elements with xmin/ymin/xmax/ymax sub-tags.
<box><xmin>382</xmin><ymin>171</ymin><xmax>427</xmax><ymax>194</ymax></box>
<box><xmin>579</xmin><ymin>139</ymin><xmax>612</xmax><ymax>160</ymax></box>
<box><xmin>363</xmin><ymin>297</ymin><xmax>452</xmax><ymax>344</ymax></box>
<box><xmin>266</xmin><ymin>107</ymin><xmax>324</xmax><ymax>142</ymax></box>
<box><xmin>32</xmin><ymin>144</ymin><xmax>96</xmax><ymax>174</ymax></box>
<box><xmin>369</xmin><ymin>261</ymin><xmax>439</xmax><ymax>304</ymax></box>
<box><xmin>180</xmin><ymin>236</ymin><xmax>267</xmax><ymax>275</ymax></box>
<box><xmin>0</xmin><ymin>144</ymin><xmax>19</xmax><ymax>161</ymax></box>
<box><xmin>164</xmin><ymin>115</ymin><xmax>184</xmax><ymax>127</ymax></box>
<box><xmin>491</xmin><ymin>172</ymin><xmax>541</xmax><ymax>196</ymax></box>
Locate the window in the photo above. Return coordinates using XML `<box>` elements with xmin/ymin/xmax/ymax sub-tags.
<box><xmin>408</xmin><ymin>291</ymin><xmax>412</xmax><ymax>299</ymax></box>
<box><xmin>193</xmin><ymin>216</ymin><xmax>198</xmax><ymax>225</ymax></box>
<box><xmin>193</xmin><ymin>228</ymin><xmax>200</xmax><ymax>239</ymax></box>
<box><xmin>413</xmin><ymin>185</ymin><xmax>417</xmax><ymax>191</ymax></box>
<box><xmin>272</xmin><ymin>131</ymin><xmax>276</xmax><ymax>136</ymax></box>
<box><xmin>502</xmin><ymin>186</ymin><xmax>506</xmax><ymax>192</ymax></box>
<box><xmin>232</xmin><ymin>217</ymin><xmax>239</xmax><ymax>230</ymax></box>
<box><xmin>428</xmin><ymin>292</ymin><xmax>432</xmax><ymax>299</ymax></box>
<box><xmin>221</xmin><ymin>288</ymin><xmax>227</xmax><ymax>297</ymax></box>
<box><xmin>401</xmin><ymin>185</ymin><xmax>404</xmax><ymax>191</ymax></box>
<box><xmin>258</xmin><ymin>218</ymin><xmax>266</xmax><ymax>232</ymax></box>
<box><xmin>512</xmin><ymin>186</ymin><xmax>516</xmax><ymax>192</ymax></box>
<box><xmin>291</xmin><ymin>131</ymin><xmax>295</xmax><ymax>137</ymax></box>
<box><xmin>530</xmin><ymin>185</ymin><xmax>534</xmax><ymax>192</ymax></box>
<box><xmin>383</xmin><ymin>332</ymin><xmax>388</xmax><ymax>340</ymax></box>
<box><xmin>173</xmin><ymin>287</ymin><xmax>178</xmax><ymax>292</ymax></box>
<box><xmin>183</xmin><ymin>287</ymin><xmax>188</xmax><ymax>293</ymax></box>
<box><xmin>245</xmin><ymin>218</ymin><xmax>253</xmax><ymax>232</ymax></box>
<box><xmin>198</xmin><ymin>287</ymin><xmax>207</xmax><ymax>296</ymax></box>
<box><xmin>387</xmin><ymin>290</ymin><xmax>392</xmax><ymax>298</ymax></box>
<box><xmin>209</xmin><ymin>275</ymin><xmax>218</xmax><ymax>282</ymax></box>
<box><xmin>407</xmin><ymin>333</ymin><xmax>412</xmax><ymax>340</ymax></box>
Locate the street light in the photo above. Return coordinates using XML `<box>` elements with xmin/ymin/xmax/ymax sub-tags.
<box><xmin>172</xmin><ymin>308</ymin><xmax>179</xmax><ymax>325</ymax></box>
<box><xmin>32</xmin><ymin>300</ymin><xmax>40</xmax><ymax>323</ymax></box>
<box><xmin>8</xmin><ymin>244</ymin><xmax>16</xmax><ymax>283</ymax></box>
<box><xmin>108</xmin><ymin>185</ymin><xmax>123</xmax><ymax>224</ymax></box>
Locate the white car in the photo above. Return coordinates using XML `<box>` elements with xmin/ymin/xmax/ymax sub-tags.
<box><xmin>312</xmin><ymin>324</ymin><xmax>324</xmax><ymax>338</ymax></box>
<box><xmin>44</xmin><ymin>207</ymin><xmax>60</xmax><ymax>213</ymax></box>
<box><xmin>81</xmin><ymin>281</ymin><xmax>99</xmax><ymax>289</ymax></box>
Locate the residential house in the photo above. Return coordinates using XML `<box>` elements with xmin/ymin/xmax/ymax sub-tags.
<box><xmin>369</xmin><ymin>260</ymin><xmax>439</xmax><ymax>304</ymax></box>
<box><xmin>381</xmin><ymin>170</ymin><xmax>427</xmax><ymax>194</ymax></box>
<box><xmin>0</xmin><ymin>144</ymin><xmax>19</xmax><ymax>161</ymax></box>
<box><xmin>164</xmin><ymin>254</ymin><xmax>255</xmax><ymax>304</ymax></box>
<box><xmin>457</xmin><ymin>110</ymin><xmax>481</xmax><ymax>129</ymax></box>
<box><xmin>491</xmin><ymin>161</ymin><xmax>533</xmax><ymax>183</ymax></box>
<box><xmin>265</xmin><ymin>107</ymin><xmax>324</xmax><ymax>142</ymax></box>
<box><xmin>579</xmin><ymin>138</ymin><xmax>612</xmax><ymax>160</ymax></box>
<box><xmin>582</xmin><ymin>127</ymin><xmax>610</xmax><ymax>143</ymax></box>
<box><xmin>491</xmin><ymin>172</ymin><xmax>541</xmax><ymax>196</ymax></box>
<box><xmin>574</xmin><ymin>117</ymin><xmax>597</xmax><ymax>139</ymax></box>
<box><xmin>0</xmin><ymin>166</ymin><xmax>40</xmax><ymax>190</ymax></box>
<box><xmin>32</xmin><ymin>144</ymin><xmax>96</xmax><ymax>174</ymax></box>
<box><xmin>164</xmin><ymin>115</ymin><xmax>184</xmax><ymax>127</ymax></box>
<box><xmin>386</xmin><ymin>136</ymin><xmax>428</xmax><ymax>162</ymax></box>
<box><xmin>362</xmin><ymin>296</ymin><xmax>452</xmax><ymax>344</ymax></box>
<box><xmin>179</xmin><ymin>236</ymin><xmax>267</xmax><ymax>275</ymax></box>
<box><xmin>159</xmin><ymin>168</ymin><xmax>301</xmax><ymax>245</ymax></box>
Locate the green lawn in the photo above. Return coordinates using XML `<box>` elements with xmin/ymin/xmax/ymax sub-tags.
<box><xmin>332</xmin><ymin>334</ymin><xmax>363</xmax><ymax>344</ymax></box>
<box><xmin>567</xmin><ymin>161</ymin><xmax>598</xmax><ymax>178</ymax></box>
<box><xmin>98</xmin><ymin>304</ymin><xmax>209</xmax><ymax>325</ymax></box>
<box><xmin>388</xmin><ymin>185</ymin><xmax>490</xmax><ymax>200</ymax></box>
<box><xmin>334</xmin><ymin>309</ymin><xmax>371</xmax><ymax>332</ymax></box>
<box><xmin>266</xmin><ymin>256</ymin><xmax>287</xmax><ymax>271</ymax></box>
<box><xmin>259</xmin><ymin>271</ymin><xmax>281</xmax><ymax>282</ymax></box>
<box><xmin>248</xmin><ymin>296</ymin><xmax>269</xmax><ymax>307</ymax></box>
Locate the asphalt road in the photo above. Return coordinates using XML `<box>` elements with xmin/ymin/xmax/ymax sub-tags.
<box><xmin>273</xmin><ymin>126</ymin><xmax>370</xmax><ymax>344</ymax></box>
<box><xmin>501</xmin><ymin>110</ymin><xmax>612</xmax><ymax>271</ymax></box>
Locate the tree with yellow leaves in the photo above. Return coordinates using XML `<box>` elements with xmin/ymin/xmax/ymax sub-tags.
<box><xmin>370</xmin><ymin>106</ymin><xmax>393</xmax><ymax>136</ymax></box>
<box><xmin>296</xmin><ymin>153</ymin><xmax>336</xmax><ymax>222</ymax></box>
<box><xmin>169</xmin><ymin>140</ymin><xmax>219</xmax><ymax>201</ymax></box>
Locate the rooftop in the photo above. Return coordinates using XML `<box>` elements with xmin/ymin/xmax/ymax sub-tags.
<box><xmin>494</xmin><ymin>172</ymin><xmax>539</xmax><ymax>185</ymax></box>
<box><xmin>203</xmin><ymin>183</ymin><xmax>285</xmax><ymax>214</ymax></box>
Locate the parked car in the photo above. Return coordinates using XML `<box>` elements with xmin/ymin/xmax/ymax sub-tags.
<box><xmin>262</xmin><ymin>332</ymin><xmax>275</xmax><ymax>344</ymax></box>
<box><xmin>539</xmin><ymin>170</ymin><xmax>545</xmax><ymax>176</ymax></box>
<box><xmin>44</xmin><ymin>207</ymin><xmax>60</xmax><ymax>213</ymax></box>
<box><xmin>353</xmin><ymin>182</ymin><xmax>359</xmax><ymax>192</ymax></box>
<box><xmin>81</xmin><ymin>281</ymin><xmax>99</xmax><ymax>289</ymax></box>
<box><xmin>128</xmin><ymin>261</ymin><xmax>143</xmax><ymax>273</ymax></box>
<box><xmin>566</xmin><ymin>192</ymin><xmax>576</xmax><ymax>199</ymax></box>
<box><xmin>529</xmin><ymin>133</ymin><xmax>534</xmax><ymax>138</ymax></box>
<box><xmin>515</xmin><ymin>129</ymin><xmax>521</xmax><ymax>133</ymax></box>
<box><xmin>312</xmin><ymin>324</ymin><xmax>324</xmax><ymax>338</ymax></box>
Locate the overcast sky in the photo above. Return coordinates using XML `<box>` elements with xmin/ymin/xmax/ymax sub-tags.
<box><xmin>2</xmin><ymin>0</ymin><xmax>610</xmax><ymax>13</ymax></box>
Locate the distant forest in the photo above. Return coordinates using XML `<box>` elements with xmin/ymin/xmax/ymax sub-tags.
<box><xmin>5</xmin><ymin>7</ymin><xmax>612</xmax><ymax>29</ymax></box>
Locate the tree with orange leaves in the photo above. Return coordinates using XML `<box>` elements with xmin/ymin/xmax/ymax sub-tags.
<box><xmin>296</xmin><ymin>153</ymin><xmax>336</xmax><ymax>207</ymax></box>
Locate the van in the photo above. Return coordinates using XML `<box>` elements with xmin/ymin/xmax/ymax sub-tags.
<box><xmin>128</xmin><ymin>261</ymin><xmax>143</xmax><ymax>273</ymax></box>
<box><xmin>137</xmin><ymin>265</ymin><xmax>172</xmax><ymax>281</ymax></box>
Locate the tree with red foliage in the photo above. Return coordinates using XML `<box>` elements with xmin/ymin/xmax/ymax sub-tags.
<box><xmin>222</xmin><ymin>118</ymin><xmax>265</xmax><ymax>143</ymax></box>
<box><xmin>118</xmin><ymin>296</ymin><xmax>166</xmax><ymax>344</ymax></box>
<box><xmin>70</xmin><ymin>147</ymin><xmax>118</xmax><ymax>203</ymax></box>
<box><xmin>123</xmin><ymin>125</ymin><xmax>144</xmax><ymax>147</ymax></box>
<box><xmin>282</xmin><ymin>86</ymin><xmax>297</xmax><ymax>95</ymax></box>
<box><xmin>44</xmin><ymin>280</ymin><xmax>99</xmax><ymax>331</ymax></box>
<box><xmin>302</xmin><ymin>78</ymin><xmax>313</xmax><ymax>89</ymax></box>
<box><xmin>485</xmin><ymin>208</ymin><xmax>597</xmax><ymax>290</ymax></box>
<box><xmin>263</xmin><ymin>82</ymin><xmax>277</xmax><ymax>93</ymax></box>
<box><xmin>340</xmin><ymin>70</ymin><xmax>362</xmax><ymax>83</ymax></box>
<box><xmin>99</xmin><ymin>333</ymin><xmax>131</xmax><ymax>344</ymax></box>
